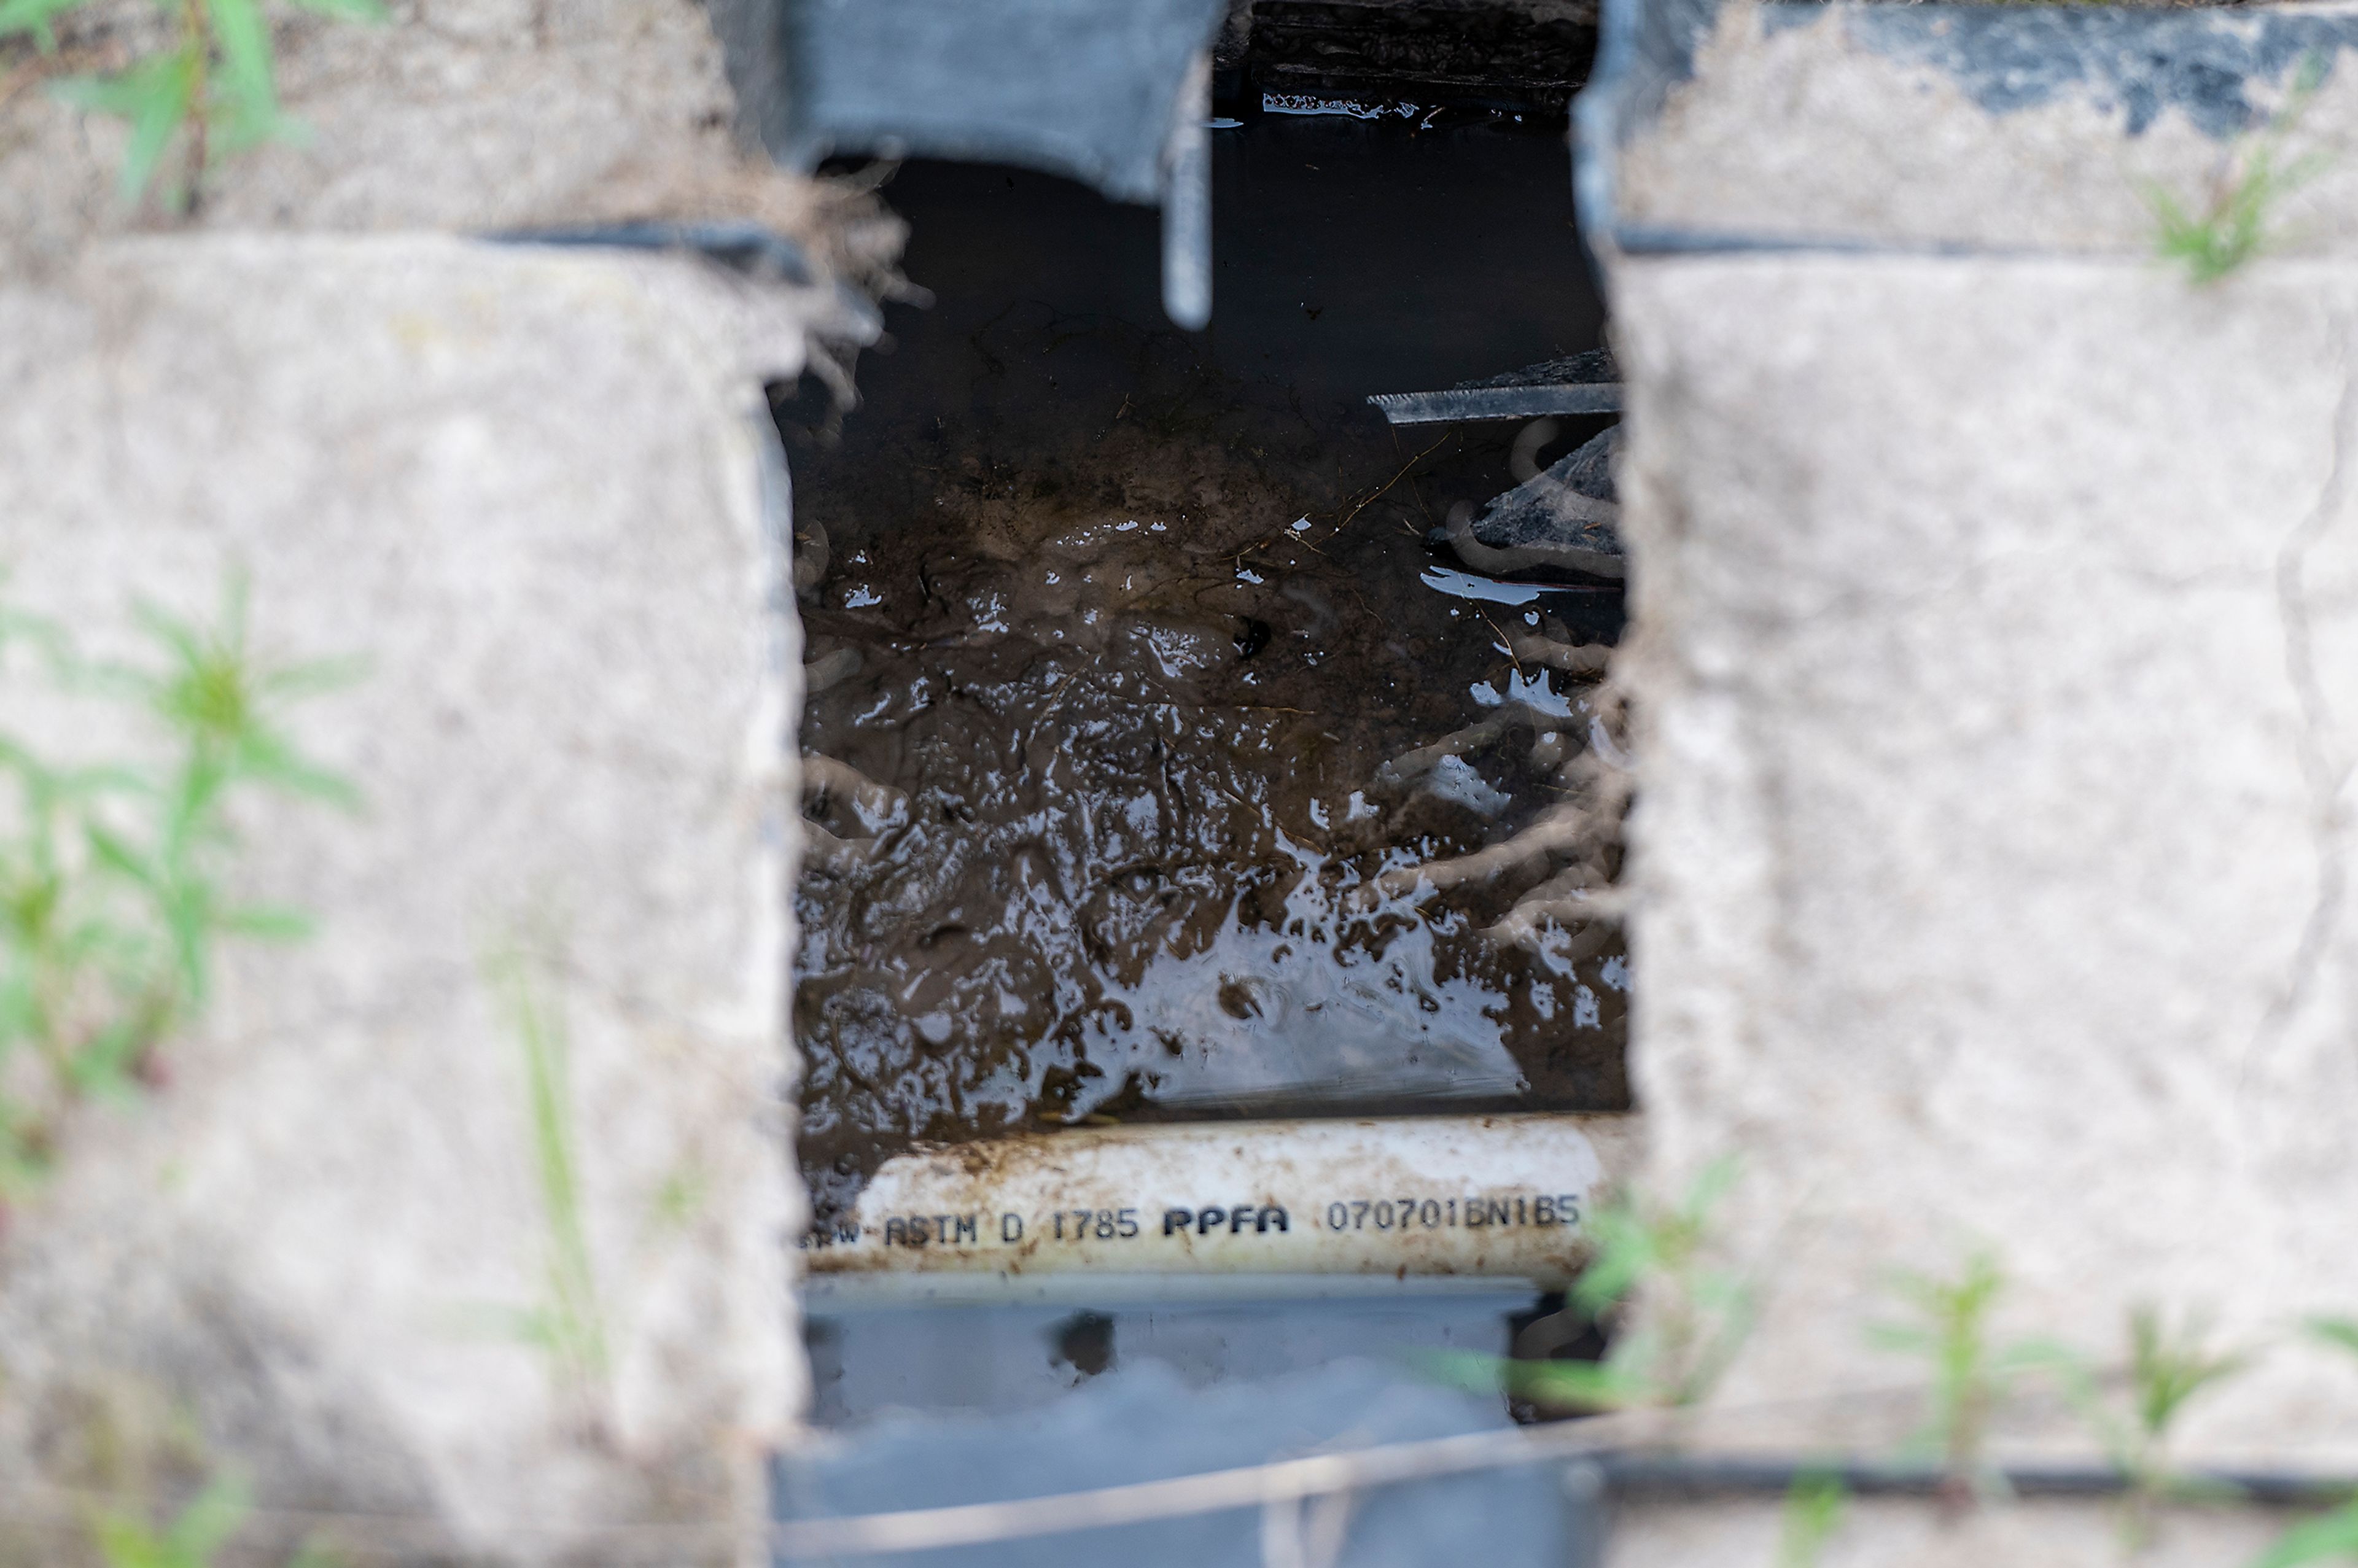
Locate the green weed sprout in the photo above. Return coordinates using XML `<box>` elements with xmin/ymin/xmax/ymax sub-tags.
<box><xmin>2055</xmin><ymin>1306</ymin><xmax>2253</xmax><ymax>1548</ymax></box>
<box><xmin>488</xmin><ymin>945</ymin><xmax>612</xmax><ymax>1429</ymax></box>
<box><xmin>2121</xmin><ymin>1308</ymin><xmax>2250</xmax><ymax>1464</ymax></box>
<box><xmin>0</xmin><ymin>0</ymin><xmax>387</xmax><ymax>208</ymax></box>
<box><xmin>1869</xmin><ymin>1250</ymin><xmax>2074</xmax><ymax>1504</ymax></box>
<box><xmin>1431</xmin><ymin>1159</ymin><xmax>1753</xmax><ymax>1413</ymax></box>
<box><xmin>2149</xmin><ymin>53</ymin><xmax>2331</xmax><ymax>284</ymax></box>
<box><xmin>0</xmin><ymin>576</ymin><xmax>355</xmax><ymax>1190</ymax></box>
<box><xmin>90</xmin><ymin>1476</ymin><xmax>247</xmax><ymax>1568</ymax></box>
<box><xmin>1776</xmin><ymin>1470</ymin><xmax>1847</xmax><ymax>1568</ymax></box>
<box><xmin>2249</xmin><ymin>1321</ymin><xmax>2358</xmax><ymax>1567</ymax></box>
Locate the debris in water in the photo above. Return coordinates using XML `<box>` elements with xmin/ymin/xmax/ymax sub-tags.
<box><xmin>795</xmin><ymin>405</ymin><xmax>1630</xmax><ymax>1223</ymax></box>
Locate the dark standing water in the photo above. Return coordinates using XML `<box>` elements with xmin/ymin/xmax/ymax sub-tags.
<box><xmin>788</xmin><ymin>109</ymin><xmax>1628</xmax><ymax>1230</ymax></box>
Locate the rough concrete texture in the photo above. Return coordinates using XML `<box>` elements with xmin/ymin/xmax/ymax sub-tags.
<box><xmin>1613</xmin><ymin>254</ymin><xmax>2358</xmax><ymax>1470</ymax></box>
<box><xmin>0</xmin><ymin>234</ymin><xmax>828</xmax><ymax>1562</ymax></box>
<box><xmin>0</xmin><ymin>0</ymin><xmax>903</xmax><ymax>284</ymax></box>
<box><xmin>1608</xmin><ymin>1496</ymin><xmax>2295</xmax><ymax>1568</ymax></box>
<box><xmin>1616</xmin><ymin>1</ymin><xmax>2358</xmax><ymax>255</ymax></box>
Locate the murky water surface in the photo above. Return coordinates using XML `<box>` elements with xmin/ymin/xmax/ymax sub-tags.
<box><xmin>792</xmin><ymin>122</ymin><xmax>1627</xmax><ymax>1222</ymax></box>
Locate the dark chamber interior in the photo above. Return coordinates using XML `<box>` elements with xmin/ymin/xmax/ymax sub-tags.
<box><xmin>780</xmin><ymin>91</ymin><xmax>1627</xmax><ymax>1428</ymax></box>
<box><xmin>784</xmin><ymin>105</ymin><xmax>1629</xmax><ymax>1240</ymax></box>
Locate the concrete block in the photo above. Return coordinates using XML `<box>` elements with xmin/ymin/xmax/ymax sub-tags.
<box><xmin>0</xmin><ymin>0</ymin><xmax>899</xmax><ymax>284</ymax></box>
<box><xmin>1612</xmin><ymin>1</ymin><xmax>2358</xmax><ymax>258</ymax></box>
<box><xmin>0</xmin><ymin>234</ymin><xmax>824</xmax><ymax>1562</ymax></box>
<box><xmin>1613</xmin><ymin>250</ymin><xmax>2358</xmax><ymax>1464</ymax></box>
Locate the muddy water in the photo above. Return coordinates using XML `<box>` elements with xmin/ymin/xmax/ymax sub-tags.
<box><xmin>791</xmin><ymin>117</ymin><xmax>1628</xmax><ymax>1224</ymax></box>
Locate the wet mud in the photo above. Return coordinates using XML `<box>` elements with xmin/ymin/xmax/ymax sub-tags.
<box><xmin>789</xmin><ymin>114</ymin><xmax>1628</xmax><ymax>1224</ymax></box>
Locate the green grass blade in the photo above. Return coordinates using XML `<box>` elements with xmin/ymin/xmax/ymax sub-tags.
<box><xmin>493</xmin><ymin>950</ymin><xmax>610</xmax><ymax>1389</ymax></box>
<box><xmin>203</xmin><ymin>0</ymin><xmax>284</xmax><ymax>150</ymax></box>
<box><xmin>228</xmin><ymin>730</ymin><xmax>362</xmax><ymax>807</ymax></box>
<box><xmin>1415</xmin><ymin>1348</ymin><xmax>1514</xmax><ymax>1395</ymax></box>
<box><xmin>255</xmin><ymin>653</ymin><xmax>370</xmax><ymax>701</ymax></box>
<box><xmin>89</xmin><ymin>1510</ymin><xmax>166</xmax><ymax>1568</ymax></box>
<box><xmin>49</xmin><ymin>68</ymin><xmax>158</xmax><ymax>117</ymax></box>
<box><xmin>84</xmin><ymin>824</ymin><xmax>158</xmax><ymax>889</ymax></box>
<box><xmin>1509</xmin><ymin>1357</ymin><xmax>1645</xmax><ymax>1410</ymax></box>
<box><xmin>1777</xmin><ymin>1472</ymin><xmax>1847</xmax><ymax>1568</ymax></box>
<box><xmin>2308</xmin><ymin>1318</ymin><xmax>2358</xmax><ymax>1359</ymax></box>
<box><xmin>217</xmin><ymin>904</ymin><xmax>314</xmax><ymax>941</ymax></box>
<box><xmin>2253</xmin><ymin>1499</ymin><xmax>2358</xmax><ymax>1568</ymax></box>
<box><xmin>118</xmin><ymin>46</ymin><xmax>200</xmax><ymax>203</ymax></box>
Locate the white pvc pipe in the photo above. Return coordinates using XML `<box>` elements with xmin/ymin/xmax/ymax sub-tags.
<box><xmin>801</xmin><ymin>1114</ymin><xmax>1638</xmax><ymax>1290</ymax></box>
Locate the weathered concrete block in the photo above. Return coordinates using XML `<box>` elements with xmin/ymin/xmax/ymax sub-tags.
<box><xmin>1614</xmin><ymin>252</ymin><xmax>2358</xmax><ymax>1464</ymax></box>
<box><xmin>0</xmin><ymin>0</ymin><xmax>901</xmax><ymax>285</ymax></box>
<box><xmin>1611</xmin><ymin>2</ymin><xmax>2358</xmax><ymax>258</ymax></box>
<box><xmin>0</xmin><ymin>235</ymin><xmax>828</xmax><ymax>1562</ymax></box>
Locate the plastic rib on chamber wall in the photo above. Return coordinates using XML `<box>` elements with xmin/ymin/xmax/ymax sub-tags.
<box><xmin>802</xmin><ymin>1114</ymin><xmax>1640</xmax><ymax>1300</ymax></box>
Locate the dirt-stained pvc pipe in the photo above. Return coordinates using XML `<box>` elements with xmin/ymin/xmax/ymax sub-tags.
<box><xmin>802</xmin><ymin>1114</ymin><xmax>1638</xmax><ymax>1287</ymax></box>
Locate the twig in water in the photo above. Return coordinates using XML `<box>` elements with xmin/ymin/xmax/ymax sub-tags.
<box><xmin>1478</xmin><ymin>611</ymin><xmax>1524</xmax><ymax>680</ymax></box>
<box><xmin>1337</xmin><ymin>433</ymin><xmax>1452</xmax><ymax>534</ymax></box>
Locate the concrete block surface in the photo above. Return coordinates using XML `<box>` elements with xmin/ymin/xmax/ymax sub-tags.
<box><xmin>0</xmin><ymin>0</ymin><xmax>902</xmax><ymax>285</ymax></box>
<box><xmin>1615</xmin><ymin>1</ymin><xmax>2358</xmax><ymax>257</ymax></box>
<box><xmin>1614</xmin><ymin>253</ymin><xmax>2358</xmax><ymax>1465</ymax></box>
<box><xmin>0</xmin><ymin>234</ymin><xmax>823</xmax><ymax>1562</ymax></box>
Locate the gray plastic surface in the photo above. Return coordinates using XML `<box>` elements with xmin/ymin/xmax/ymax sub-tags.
<box><xmin>745</xmin><ymin>0</ymin><xmax>1229</xmax><ymax>204</ymax></box>
<box><xmin>774</xmin><ymin>1358</ymin><xmax>1572</xmax><ymax>1566</ymax></box>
